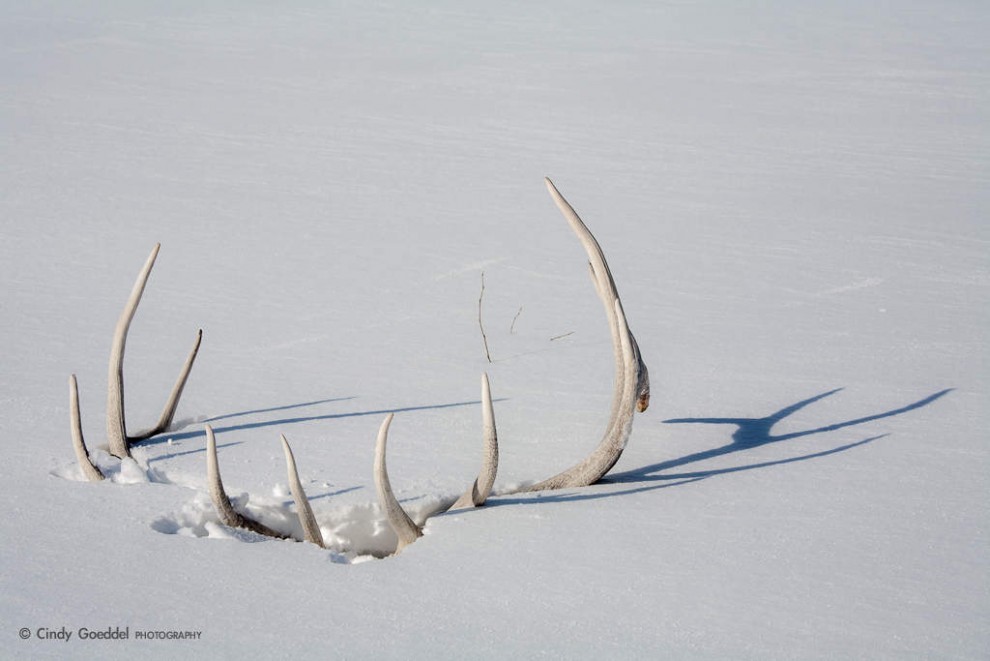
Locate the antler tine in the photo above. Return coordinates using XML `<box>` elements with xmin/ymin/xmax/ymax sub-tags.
<box><xmin>106</xmin><ymin>244</ymin><xmax>159</xmax><ymax>457</ymax></box>
<box><xmin>516</xmin><ymin>180</ymin><xmax>650</xmax><ymax>492</ymax></box>
<box><xmin>106</xmin><ymin>244</ymin><xmax>202</xmax><ymax>456</ymax></box>
<box><xmin>69</xmin><ymin>375</ymin><xmax>105</xmax><ymax>482</ymax></box>
<box><xmin>448</xmin><ymin>372</ymin><xmax>499</xmax><ymax>510</ymax></box>
<box><xmin>205</xmin><ymin>424</ymin><xmax>289</xmax><ymax>540</ymax></box>
<box><xmin>280</xmin><ymin>434</ymin><xmax>326</xmax><ymax>548</ymax></box>
<box><xmin>546</xmin><ymin>177</ymin><xmax>650</xmax><ymax>412</ymax></box>
<box><xmin>129</xmin><ymin>329</ymin><xmax>203</xmax><ymax>441</ymax></box>
<box><xmin>373</xmin><ymin>413</ymin><xmax>423</xmax><ymax>553</ymax></box>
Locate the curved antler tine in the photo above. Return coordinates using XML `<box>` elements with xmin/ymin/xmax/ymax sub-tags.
<box><xmin>69</xmin><ymin>375</ymin><xmax>105</xmax><ymax>482</ymax></box>
<box><xmin>106</xmin><ymin>244</ymin><xmax>160</xmax><ymax>458</ymax></box>
<box><xmin>373</xmin><ymin>413</ymin><xmax>422</xmax><ymax>553</ymax></box>
<box><xmin>545</xmin><ymin>178</ymin><xmax>621</xmax><ymax>307</ymax></box>
<box><xmin>280</xmin><ymin>434</ymin><xmax>325</xmax><ymax>548</ymax></box>
<box><xmin>449</xmin><ymin>373</ymin><xmax>499</xmax><ymax>510</ymax></box>
<box><xmin>515</xmin><ymin>181</ymin><xmax>650</xmax><ymax>492</ymax></box>
<box><xmin>546</xmin><ymin>178</ymin><xmax>650</xmax><ymax>411</ymax></box>
<box><xmin>130</xmin><ymin>329</ymin><xmax>203</xmax><ymax>442</ymax></box>
<box><xmin>205</xmin><ymin>424</ymin><xmax>289</xmax><ymax>540</ymax></box>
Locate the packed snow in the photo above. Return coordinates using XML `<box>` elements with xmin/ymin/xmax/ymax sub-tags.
<box><xmin>1</xmin><ymin>1</ymin><xmax>987</xmax><ymax>659</ymax></box>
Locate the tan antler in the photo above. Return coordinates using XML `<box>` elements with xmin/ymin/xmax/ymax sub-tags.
<box><xmin>205</xmin><ymin>425</ymin><xmax>326</xmax><ymax>546</ymax></box>
<box><xmin>68</xmin><ymin>244</ymin><xmax>202</xmax><ymax>480</ymax></box>
<box><xmin>373</xmin><ymin>413</ymin><xmax>423</xmax><ymax>553</ymax></box>
<box><xmin>375</xmin><ymin>373</ymin><xmax>499</xmax><ymax>553</ymax></box>
<box><xmin>373</xmin><ymin>179</ymin><xmax>647</xmax><ymax>549</ymax></box>
<box><xmin>105</xmin><ymin>244</ymin><xmax>202</xmax><ymax>457</ymax></box>
<box><xmin>448</xmin><ymin>373</ymin><xmax>498</xmax><ymax>510</ymax></box>
<box><xmin>515</xmin><ymin>179</ymin><xmax>650</xmax><ymax>492</ymax></box>
<box><xmin>281</xmin><ymin>434</ymin><xmax>326</xmax><ymax>548</ymax></box>
<box><xmin>69</xmin><ymin>375</ymin><xmax>105</xmax><ymax>482</ymax></box>
<box><xmin>205</xmin><ymin>425</ymin><xmax>290</xmax><ymax>539</ymax></box>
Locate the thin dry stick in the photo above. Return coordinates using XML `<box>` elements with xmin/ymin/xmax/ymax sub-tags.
<box><xmin>510</xmin><ymin>306</ymin><xmax>523</xmax><ymax>334</ymax></box>
<box><xmin>478</xmin><ymin>271</ymin><xmax>493</xmax><ymax>363</ymax></box>
<box><xmin>549</xmin><ymin>331</ymin><xmax>575</xmax><ymax>342</ymax></box>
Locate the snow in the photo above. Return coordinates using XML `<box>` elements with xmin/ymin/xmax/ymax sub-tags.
<box><xmin>2</xmin><ymin>1</ymin><xmax>988</xmax><ymax>659</ymax></box>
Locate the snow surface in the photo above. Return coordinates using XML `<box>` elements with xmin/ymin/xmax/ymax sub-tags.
<box><xmin>2</xmin><ymin>1</ymin><xmax>988</xmax><ymax>659</ymax></box>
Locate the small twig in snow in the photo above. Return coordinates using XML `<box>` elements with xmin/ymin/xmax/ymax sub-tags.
<box><xmin>478</xmin><ymin>271</ymin><xmax>493</xmax><ymax>363</ymax></box>
<box><xmin>549</xmin><ymin>331</ymin><xmax>575</xmax><ymax>342</ymax></box>
<box><xmin>509</xmin><ymin>306</ymin><xmax>523</xmax><ymax>334</ymax></box>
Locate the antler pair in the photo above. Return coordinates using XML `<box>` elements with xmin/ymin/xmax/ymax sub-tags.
<box><xmin>68</xmin><ymin>179</ymin><xmax>649</xmax><ymax>557</ymax></box>
<box><xmin>69</xmin><ymin>244</ymin><xmax>202</xmax><ymax>480</ymax></box>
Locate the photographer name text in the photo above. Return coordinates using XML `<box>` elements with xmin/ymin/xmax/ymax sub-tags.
<box><xmin>23</xmin><ymin>626</ymin><xmax>202</xmax><ymax>642</ymax></box>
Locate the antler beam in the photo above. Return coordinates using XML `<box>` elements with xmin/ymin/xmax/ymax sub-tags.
<box><xmin>515</xmin><ymin>179</ymin><xmax>650</xmax><ymax>492</ymax></box>
<box><xmin>105</xmin><ymin>244</ymin><xmax>202</xmax><ymax>457</ymax></box>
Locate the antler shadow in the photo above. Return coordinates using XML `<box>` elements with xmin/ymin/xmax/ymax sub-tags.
<box><xmin>609</xmin><ymin>388</ymin><xmax>952</xmax><ymax>484</ymax></box>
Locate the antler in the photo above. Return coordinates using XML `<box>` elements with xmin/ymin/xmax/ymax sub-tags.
<box><xmin>206</xmin><ymin>425</ymin><xmax>290</xmax><ymax>539</ymax></box>
<box><xmin>373</xmin><ymin>179</ymin><xmax>647</xmax><ymax>548</ymax></box>
<box><xmin>68</xmin><ymin>180</ymin><xmax>646</xmax><ymax>557</ymax></box>
<box><xmin>373</xmin><ymin>413</ymin><xmax>423</xmax><ymax>553</ymax></box>
<box><xmin>69</xmin><ymin>375</ymin><xmax>105</xmax><ymax>482</ymax></box>
<box><xmin>280</xmin><ymin>434</ymin><xmax>326</xmax><ymax>548</ymax></box>
<box><xmin>105</xmin><ymin>244</ymin><xmax>202</xmax><ymax>457</ymax></box>
<box><xmin>448</xmin><ymin>373</ymin><xmax>498</xmax><ymax>510</ymax></box>
<box><xmin>68</xmin><ymin>244</ymin><xmax>201</xmax><ymax>480</ymax></box>
<box><xmin>375</xmin><ymin>373</ymin><xmax>499</xmax><ymax>553</ymax></box>
<box><xmin>206</xmin><ymin>425</ymin><xmax>326</xmax><ymax>546</ymax></box>
<box><xmin>515</xmin><ymin>179</ymin><xmax>650</xmax><ymax>492</ymax></box>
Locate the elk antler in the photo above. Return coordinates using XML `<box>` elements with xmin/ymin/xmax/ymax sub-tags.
<box><xmin>68</xmin><ymin>244</ymin><xmax>201</xmax><ymax>478</ymax></box>
<box><xmin>69</xmin><ymin>375</ymin><xmax>105</xmax><ymax>482</ymax></box>
<box><xmin>448</xmin><ymin>373</ymin><xmax>498</xmax><ymax>510</ymax></box>
<box><xmin>205</xmin><ymin>425</ymin><xmax>326</xmax><ymax>546</ymax></box>
<box><xmin>373</xmin><ymin>413</ymin><xmax>423</xmax><ymax>553</ymax></box>
<box><xmin>280</xmin><ymin>434</ymin><xmax>326</xmax><ymax>548</ymax></box>
<box><xmin>515</xmin><ymin>179</ymin><xmax>650</xmax><ymax>492</ymax></box>
<box><xmin>375</xmin><ymin>373</ymin><xmax>499</xmax><ymax>553</ymax></box>
<box><xmin>206</xmin><ymin>425</ymin><xmax>290</xmax><ymax>539</ymax></box>
<box><xmin>105</xmin><ymin>244</ymin><xmax>202</xmax><ymax>457</ymax></box>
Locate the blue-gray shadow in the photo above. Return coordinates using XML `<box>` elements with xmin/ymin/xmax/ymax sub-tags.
<box><xmin>148</xmin><ymin>439</ymin><xmax>243</xmax><ymax>464</ymax></box>
<box><xmin>608</xmin><ymin>387</ymin><xmax>952</xmax><ymax>484</ymax></box>
<box><xmin>136</xmin><ymin>397</ymin><xmax>496</xmax><ymax>451</ymax></box>
<box><xmin>203</xmin><ymin>397</ymin><xmax>357</xmax><ymax>424</ymax></box>
<box><xmin>490</xmin><ymin>388</ymin><xmax>951</xmax><ymax>507</ymax></box>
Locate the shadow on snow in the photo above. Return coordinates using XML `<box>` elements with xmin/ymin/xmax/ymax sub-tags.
<box><xmin>138</xmin><ymin>396</ymin><xmax>492</xmax><ymax>460</ymax></box>
<box><xmin>492</xmin><ymin>387</ymin><xmax>952</xmax><ymax>506</ymax></box>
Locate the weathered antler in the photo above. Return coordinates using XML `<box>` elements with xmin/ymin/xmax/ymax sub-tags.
<box><xmin>105</xmin><ymin>244</ymin><xmax>202</xmax><ymax>457</ymax></box>
<box><xmin>205</xmin><ymin>425</ymin><xmax>325</xmax><ymax>546</ymax></box>
<box><xmin>375</xmin><ymin>373</ymin><xmax>499</xmax><ymax>553</ymax></box>
<box><xmin>448</xmin><ymin>373</ymin><xmax>498</xmax><ymax>510</ymax></box>
<box><xmin>68</xmin><ymin>244</ymin><xmax>201</xmax><ymax>480</ymax></box>
<box><xmin>515</xmin><ymin>179</ymin><xmax>650</xmax><ymax>492</ymax></box>
<box><xmin>373</xmin><ymin>413</ymin><xmax>423</xmax><ymax>553</ymax></box>
<box><xmin>206</xmin><ymin>425</ymin><xmax>290</xmax><ymax>539</ymax></box>
<box><xmin>281</xmin><ymin>434</ymin><xmax>326</xmax><ymax>548</ymax></box>
<box><xmin>69</xmin><ymin>375</ymin><xmax>106</xmax><ymax>482</ymax></box>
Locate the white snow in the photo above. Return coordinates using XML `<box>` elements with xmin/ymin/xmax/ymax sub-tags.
<box><xmin>1</xmin><ymin>1</ymin><xmax>987</xmax><ymax>659</ymax></box>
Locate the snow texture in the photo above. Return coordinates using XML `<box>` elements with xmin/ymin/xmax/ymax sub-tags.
<box><xmin>1</xmin><ymin>1</ymin><xmax>987</xmax><ymax>659</ymax></box>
